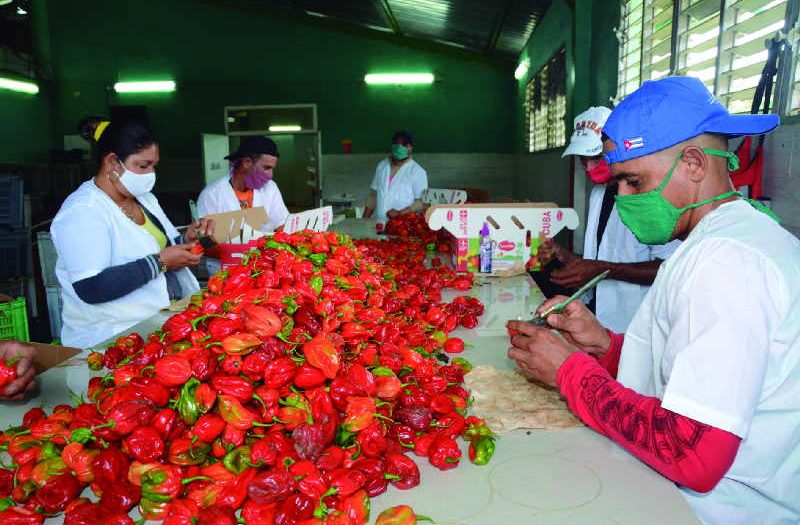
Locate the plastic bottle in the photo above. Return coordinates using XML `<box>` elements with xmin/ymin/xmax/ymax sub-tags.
<box><xmin>479</xmin><ymin>222</ymin><xmax>492</xmax><ymax>273</ymax></box>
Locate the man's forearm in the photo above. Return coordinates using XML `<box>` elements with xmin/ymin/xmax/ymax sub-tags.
<box><xmin>603</xmin><ymin>259</ymin><xmax>663</xmax><ymax>285</ymax></box>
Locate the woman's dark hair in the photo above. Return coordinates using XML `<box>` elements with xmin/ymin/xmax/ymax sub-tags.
<box><xmin>93</xmin><ymin>120</ymin><xmax>157</xmax><ymax>166</ymax></box>
<box><xmin>77</xmin><ymin>115</ymin><xmax>107</xmax><ymax>142</ymax></box>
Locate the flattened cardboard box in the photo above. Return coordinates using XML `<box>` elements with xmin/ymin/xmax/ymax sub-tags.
<box><xmin>28</xmin><ymin>342</ymin><xmax>82</xmax><ymax>375</ymax></box>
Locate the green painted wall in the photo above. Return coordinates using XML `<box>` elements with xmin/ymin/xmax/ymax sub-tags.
<box><xmin>0</xmin><ymin>89</ymin><xmax>52</xmax><ymax>163</ymax></box>
<box><xmin>45</xmin><ymin>0</ymin><xmax>514</xmax><ymax>166</ymax></box>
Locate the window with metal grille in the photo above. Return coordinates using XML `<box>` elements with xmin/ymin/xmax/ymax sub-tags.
<box><xmin>615</xmin><ymin>0</ymin><xmax>674</xmax><ymax>102</ymax></box>
<box><xmin>616</xmin><ymin>0</ymin><xmax>788</xmax><ymax>113</ymax></box>
<box><xmin>524</xmin><ymin>48</ymin><xmax>566</xmax><ymax>153</ymax></box>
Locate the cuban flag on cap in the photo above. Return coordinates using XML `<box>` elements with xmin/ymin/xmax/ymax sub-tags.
<box><xmin>623</xmin><ymin>137</ymin><xmax>644</xmax><ymax>151</ymax></box>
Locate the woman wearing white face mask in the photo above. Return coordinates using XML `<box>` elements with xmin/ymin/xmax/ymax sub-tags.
<box><xmin>51</xmin><ymin>120</ymin><xmax>213</xmax><ymax>349</ymax></box>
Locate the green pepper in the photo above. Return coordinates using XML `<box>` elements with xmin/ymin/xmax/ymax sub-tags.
<box><xmin>309</xmin><ymin>275</ymin><xmax>323</xmax><ymax>295</ymax></box>
<box><xmin>451</xmin><ymin>357</ymin><xmax>473</xmax><ymax>373</ymax></box>
<box><xmin>309</xmin><ymin>253</ymin><xmax>327</xmax><ymax>266</ymax></box>
<box><xmin>222</xmin><ymin>445</ymin><xmax>252</xmax><ymax>474</ymax></box>
<box><xmin>468</xmin><ymin>436</ymin><xmax>495</xmax><ymax>466</ymax></box>
<box><xmin>175</xmin><ymin>378</ymin><xmax>201</xmax><ymax>424</ymax></box>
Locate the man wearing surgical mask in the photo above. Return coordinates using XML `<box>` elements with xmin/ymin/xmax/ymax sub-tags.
<box><xmin>364</xmin><ymin>130</ymin><xmax>428</xmax><ymax>223</ymax></box>
<box><xmin>508</xmin><ymin>76</ymin><xmax>799</xmax><ymax>525</ymax></box>
<box><xmin>197</xmin><ymin>136</ymin><xmax>289</xmax><ymax>232</ymax></box>
<box><xmin>539</xmin><ymin>107</ymin><xmax>680</xmax><ymax>332</ymax></box>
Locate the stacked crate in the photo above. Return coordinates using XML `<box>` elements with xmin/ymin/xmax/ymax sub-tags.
<box><xmin>0</xmin><ymin>176</ymin><xmax>31</xmax><ymax>341</ymax></box>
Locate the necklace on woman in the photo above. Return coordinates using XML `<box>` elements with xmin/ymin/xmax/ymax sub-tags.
<box><xmin>118</xmin><ymin>199</ymin><xmax>139</xmax><ymax>222</ymax></box>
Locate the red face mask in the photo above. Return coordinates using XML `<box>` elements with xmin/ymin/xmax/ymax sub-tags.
<box><xmin>585</xmin><ymin>160</ymin><xmax>612</xmax><ymax>184</ymax></box>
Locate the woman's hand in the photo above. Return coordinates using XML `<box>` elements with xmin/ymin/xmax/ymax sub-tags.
<box><xmin>183</xmin><ymin>218</ymin><xmax>215</xmax><ymax>244</ymax></box>
<box><xmin>0</xmin><ymin>340</ymin><xmax>37</xmax><ymax>401</ymax></box>
<box><xmin>534</xmin><ymin>297</ymin><xmax>610</xmax><ymax>356</ymax></box>
<box><xmin>159</xmin><ymin>244</ymin><xmax>202</xmax><ymax>270</ymax></box>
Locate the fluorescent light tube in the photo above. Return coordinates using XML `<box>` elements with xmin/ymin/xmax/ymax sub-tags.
<box><xmin>514</xmin><ymin>59</ymin><xmax>529</xmax><ymax>80</ymax></box>
<box><xmin>364</xmin><ymin>73</ymin><xmax>435</xmax><ymax>85</ymax></box>
<box><xmin>269</xmin><ymin>125</ymin><xmax>302</xmax><ymax>132</ymax></box>
<box><xmin>0</xmin><ymin>77</ymin><xmax>39</xmax><ymax>94</ymax></box>
<box><xmin>114</xmin><ymin>80</ymin><xmax>176</xmax><ymax>93</ymax></box>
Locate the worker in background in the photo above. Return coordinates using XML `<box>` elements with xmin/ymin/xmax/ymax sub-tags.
<box><xmin>197</xmin><ymin>136</ymin><xmax>289</xmax><ymax>231</ymax></box>
<box><xmin>0</xmin><ymin>340</ymin><xmax>36</xmax><ymax>401</ymax></box>
<box><xmin>363</xmin><ymin>130</ymin><xmax>428</xmax><ymax>223</ymax></box>
<box><xmin>539</xmin><ymin>107</ymin><xmax>679</xmax><ymax>332</ymax></box>
<box><xmin>508</xmin><ymin>76</ymin><xmax>799</xmax><ymax>525</ymax></box>
<box><xmin>52</xmin><ymin>120</ymin><xmax>209</xmax><ymax>349</ymax></box>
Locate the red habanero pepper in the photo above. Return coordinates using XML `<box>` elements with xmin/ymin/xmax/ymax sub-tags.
<box><xmin>162</xmin><ymin>498</ymin><xmax>200</xmax><ymax>525</ymax></box>
<box><xmin>0</xmin><ymin>506</ymin><xmax>45</xmax><ymax>525</ymax></box>
<box><xmin>211</xmin><ymin>375</ymin><xmax>254</xmax><ymax>402</ymax></box>
<box><xmin>153</xmin><ymin>355</ymin><xmax>192</xmax><ymax>387</ymax></box>
<box><xmin>293</xmin><ymin>363</ymin><xmax>327</xmax><ymax>389</ymax></box>
<box><xmin>207</xmin><ymin>317</ymin><xmax>242</xmax><ymax>342</ymax></box>
<box><xmin>197</xmin><ymin>505</ymin><xmax>237</xmax><ymax>525</ymax></box>
<box><xmin>122</xmin><ymin>426</ymin><xmax>165</xmax><ymax>463</ymax></box>
<box><xmin>22</xmin><ymin>407</ymin><xmax>46</xmax><ymax>428</ymax></box>
<box><xmin>302</xmin><ymin>333</ymin><xmax>340</xmax><ymax>379</ymax></box>
<box><xmin>91</xmin><ymin>446</ymin><xmax>130</xmax><ymax>493</ymax></box>
<box><xmin>221</xmin><ymin>332</ymin><xmax>261</xmax><ymax>356</ymax></box>
<box><xmin>222</xmin><ymin>266</ymin><xmax>252</xmax><ymax>295</ymax></box>
<box><xmin>355</xmin><ymin>422</ymin><xmax>388</xmax><ymax>459</ymax></box>
<box><xmin>60</xmin><ymin>443</ymin><xmax>98</xmax><ymax>484</ymax></box>
<box><xmin>247</xmin><ymin>469</ymin><xmax>297</xmax><ymax>504</ymax></box>
<box><xmin>99</xmin><ymin>481</ymin><xmax>141</xmax><ymax>515</ymax></box>
<box><xmin>329</xmin><ymin>468</ymin><xmax>366</xmax><ymax>497</ymax></box>
<box><xmin>412</xmin><ymin>433</ymin><xmax>435</xmax><ymax>458</ymax></box>
<box><xmin>342</xmin><ymin>397</ymin><xmax>375</xmax><ymax>433</ymax></box>
<box><xmin>105</xmin><ymin>399</ymin><xmax>156</xmax><ymax>438</ymax></box>
<box><xmin>241</xmin><ymin>500</ymin><xmax>277</xmax><ymax>525</ymax></box>
<box><xmin>249</xmin><ymin>438</ymin><xmax>278</xmax><ymax>468</ymax></box>
<box><xmin>151</xmin><ymin>408</ymin><xmax>179</xmax><ymax>438</ymax></box>
<box><xmin>314</xmin><ymin>446</ymin><xmax>345</xmax><ymax>472</ymax></box>
<box><xmin>291</xmin><ymin>423</ymin><xmax>329</xmax><ymax>461</ymax></box>
<box><xmin>241</xmin><ymin>349</ymin><xmax>272</xmax><ymax>381</ymax></box>
<box><xmin>192</xmin><ymin>413</ymin><xmax>226</xmax><ymax>443</ymax></box>
<box><xmin>31</xmin><ymin>473</ymin><xmax>83</xmax><ymax>514</ymax></box>
<box><xmin>442</xmin><ymin>337</ymin><xmax>465</xmax><ymax>353</ymax></box>
<box><xmin>341</xmin><ymin>489</ymin><xmax>370</xmax><ymax>525</ymax></box>
<box><xmin>427</xmin><ymin>435</ymin><xmax>461</xmax><ymax>471</ymax></box>
<box><xmin>242</xmin><ymin>304</ymin><xmax>282</xmax><ymax>339</ymax></box>
<box><xmin>345</xmin><ymin>365</ymin><xmax>377</xmax><ymax>397</ymax></box>
<box><xmin>168</xmin><ymin>437</ymin><xmax>211</xmax><ymax>466</ymax></box>
<box><xmin>263</xmin><ymin>357</ymin><xmax>297</xmax><ymax>389</ymax></box>
<box><xmin>274</xmin><ymin>493</ymin><xmax>315</xmax><ymax>524</ymax></box>
<box><xmin>217</xmin><ymin>394</ymin><xmax>258</xmax><ymax>430</ymax></box>
<box><xmin>375</xmin><ymin>505</ymin><xmax>433</xmax><ymax>525</ymax></box>
<box><xmin>385</xmin><ymin>453</ymin><xmax>420</xmax><ymax>490</ymax></box>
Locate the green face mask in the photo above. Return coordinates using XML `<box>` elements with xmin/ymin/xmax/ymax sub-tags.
<box><xmin>614</xmin><ymin>148</ymin><xmax>741</xmax><ymax>245</ymax></box>
<box><xmin>391</xmin><ymin>144</ymin><xmax>410</xmax><ymax>161</ymax></box>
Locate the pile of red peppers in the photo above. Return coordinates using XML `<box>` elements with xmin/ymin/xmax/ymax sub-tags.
<box><xmin>0</xmin><ymin>229</ymin><xmax>495</xmax><ymax>525</ymax></box>
<box><xmin>383</xmin><ymin>214</ymin><xmax>452</xmax><ymax>252</ymax></box>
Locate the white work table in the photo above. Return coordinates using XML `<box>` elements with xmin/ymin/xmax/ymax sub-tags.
<box><xmin>0</xmin><ymin>219</ymin><xmax>701</xmax><ymax>525</ymax></box>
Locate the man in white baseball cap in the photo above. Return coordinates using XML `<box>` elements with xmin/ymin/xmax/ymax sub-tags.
<box><xmin>540</xmin><ymin>106</ymin><xmax>680</xmax><ymax>332</ymax></box>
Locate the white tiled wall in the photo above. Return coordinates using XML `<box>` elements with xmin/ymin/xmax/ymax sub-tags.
<box><xmin>762</xmin><ymin>123</ymin><xmax>800</xmax><ymax>238</ymax></box>
<box><xmin>321</xmin><ymin>153</ymin><xmax>518</xmax><ymax>205</ymax></box>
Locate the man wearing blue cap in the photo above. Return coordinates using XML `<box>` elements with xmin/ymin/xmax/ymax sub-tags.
<box><xmin>507</xmin><ymin>76</ymin><xmax>800</xmax><ymax>524</ymax></box>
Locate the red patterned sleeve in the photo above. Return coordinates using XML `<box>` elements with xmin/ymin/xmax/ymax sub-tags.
<box><xmin>556</xmin><ymin>352</ymin><xmax>741</xmax><ymax>493</ymax></box>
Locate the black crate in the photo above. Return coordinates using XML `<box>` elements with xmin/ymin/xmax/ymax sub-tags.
<box><xmin>0</xmin><ymin>177</ymin><xmax>23</xmax><ymax>229</ymax></box>
<box><xmin>0</xmin><ymin>229</ymin><xmax>32</xmax><ymax>279</ymax></box>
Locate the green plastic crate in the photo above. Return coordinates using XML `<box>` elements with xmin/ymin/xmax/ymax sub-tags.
<box><xmin>0</xmin><ymin>297</ymin><xmax>29</xmax><ymax>342</ymax></box>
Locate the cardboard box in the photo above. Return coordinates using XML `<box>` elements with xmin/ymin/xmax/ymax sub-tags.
<box><xmin>28</xmin><ymin>342</ymin><xmax>82</xmax><ymax>375</ymax></box>
<box><xmin>426</xmin><ymin>203</ymin><xmax>579</xmax><ymax>275</ymax></box>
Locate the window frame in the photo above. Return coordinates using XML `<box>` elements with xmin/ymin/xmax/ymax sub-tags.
<box><xmin>524</xmin><ymin>47</ymin><xmax>568</xmax><ymax>154</ymax></box>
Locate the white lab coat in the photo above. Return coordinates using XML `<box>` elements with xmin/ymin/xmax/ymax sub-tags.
<box><xmin>51</xmin><ymin>180</ymin><xmax>199</xmax><ymax>349</ymax></box>
<box><xmin>582</xmin><ymin>184</ymin><xmax>680</xmax><ymax>332</ymax></box>
<box><xmin>618</xmin><ymin>200</ymin><xmax>800</xmax><ymax>524</ymax></box>
<box><xmin>197</xmin><ymin>173</ymin><xmax>289</xmax><ymax>232</ymax></box>
<box><xmin>370</xmin><ymin>158</ymin><xmax>428</xmax><ymax>223</ymax></box>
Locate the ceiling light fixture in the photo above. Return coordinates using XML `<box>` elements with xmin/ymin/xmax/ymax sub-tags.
<box><xmin>0</xmin><ymin>76</ymin><xmax>39</xmax><ymax>94</ymax></box>
<box><xmin>114</xmin><ymin>80</ymin><xmax>176</xmax><ymax>93</ymax></box>
<box><xmin>364</xmin><ymin>73</ymin><xmax>435</xmax><ymax>85</ymax></box>
<box><xmin>268</xmin><ymin>125</ymin><xmax>302</xmax><ymax>132</ymax></box>
<box><xmin>0</xmin><ymin>1</ymin><xmax>13</xmax><ymax>6</ymax></box>
<box><xmin>16</xmin><ymin>6</ymin><xmax>26</xmax><ymax>14</ymax></box>
<box><xmin>514</xmin><ymin>58</ymin><xmax>530</xmax><ymax>80</ymax></box>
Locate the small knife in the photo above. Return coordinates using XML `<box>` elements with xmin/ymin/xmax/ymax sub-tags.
<box><xmin>527</xmin><ymin>269</ymin><xmax>611</xmax><ymax>326</ymax></box>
